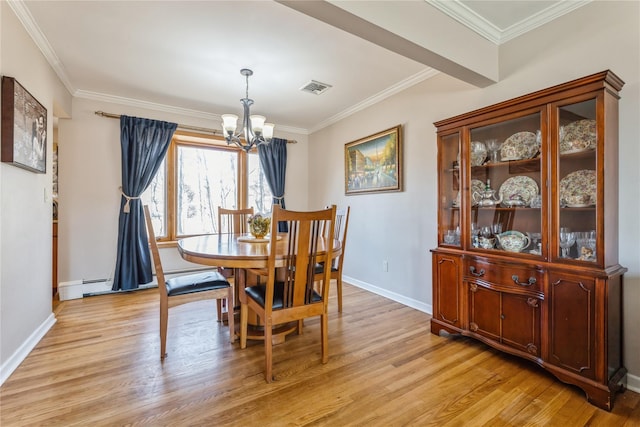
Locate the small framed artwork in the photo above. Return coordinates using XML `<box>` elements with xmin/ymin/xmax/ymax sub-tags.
<box><xmin>345</xmin><ymin>125</ymin><xmax>402</xmax><ymax>195</ymax></box>
<box><xmin>1</xmin><ymin>76</ymin><xmax>47</xmax><ymax>173</ymax></box>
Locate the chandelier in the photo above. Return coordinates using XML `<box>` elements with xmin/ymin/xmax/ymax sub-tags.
<box><xmin>221</xmin><ymin>68</ymin><xmax>274</xmax><ymax>152</ymax></box>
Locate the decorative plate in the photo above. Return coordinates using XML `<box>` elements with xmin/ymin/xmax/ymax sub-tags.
<box><xmin>470</xmin><ymin>141</ymin><xmax>487</xmax><ymax>166</ymax></box>
<box><xmin>560</xmin><ymin>169</ymin><xmax>596</xmax><ymax>206</ymax></box>
<box><xmin>453</xmin><ymin>179</ymin><xmax>484</xmax><ymax>207</ymax></box>
<box><xmin>500</xmin><ymin>131</ymin><xmax>538</xmax><ymax>161</ymax></box>
<box><xmin>560</xmin><ymin>119</ymin><xmax>596</xmax><ymax>154</ymax></box>
<box><xmin>499</xmin><ymin>176</ymin><xmax>539</xmax><ymax>206</ymax></box>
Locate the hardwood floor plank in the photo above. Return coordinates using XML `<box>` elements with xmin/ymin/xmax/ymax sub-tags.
<box><xmin>1</xmin><ymin>284</ymin><xmax>638</xmax><ymax>426</ymax></box>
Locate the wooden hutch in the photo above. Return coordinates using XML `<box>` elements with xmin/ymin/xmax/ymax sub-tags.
<box><xmin>430</xmin><ymin>71</ymin><xmax>627</xmax><ymax>411</ymax></box>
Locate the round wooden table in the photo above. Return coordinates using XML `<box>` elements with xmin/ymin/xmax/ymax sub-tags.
<box><xmin>177</xmin><ymin>233</ymin><xmax>341</xmax><ymax>343</ymax></box>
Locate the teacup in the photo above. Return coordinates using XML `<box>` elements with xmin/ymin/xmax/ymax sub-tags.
<box><xmin>565</xmin><ymin>194</ymin><xmax>590</xmax><ymax>206</ymax></box>
<box><xmin>478</xmin><ymin>236</ymin><xmax>495</xmax><ymax>249</ymax></box>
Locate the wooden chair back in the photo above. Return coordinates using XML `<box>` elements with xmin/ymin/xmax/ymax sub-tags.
<box><xmin>218</xmin><ymin>207</ymin><xmax>254</xmax><ymax>234</ymax></box>
<box><xmin>144</xmin><ymin>205</ymin><xmax>234</xmax><ymax>359</ymax></box>
<box><xmin>240</xmin><ymin>204</ymin><xmax>336</xmax><ymax>382</ymax></box>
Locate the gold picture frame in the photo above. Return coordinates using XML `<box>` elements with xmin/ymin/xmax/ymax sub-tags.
<box><xmin>345</xmin><ymin>125</ymin><xmax>402</xmax><ymax>195</ymax></box>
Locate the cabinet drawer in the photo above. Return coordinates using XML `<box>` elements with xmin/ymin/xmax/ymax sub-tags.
<box><xmin>464</xmin><ymin>257</ymin><xmax>543</xmax><ymax>293</ymax></box>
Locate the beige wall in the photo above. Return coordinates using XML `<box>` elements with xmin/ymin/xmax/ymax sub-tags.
<box><xmin>0</xmin><ymin>1</ymin><xmax>72</xmax><ymax>378</ymax></box>
<box><xmin>57</xmin><ymin>97</ymin><xmax>309</xmax><ymax>283</ymax></box>
<box><xmin>308</xmin><ymin>0</ymin><xmax>640</xmax><ymax>387</ymax></box>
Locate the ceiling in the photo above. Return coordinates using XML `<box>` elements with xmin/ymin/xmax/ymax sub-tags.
<box><xmin>11</xmin><ymin>0</ymin><xmax>589</xmax><ymax>134</ymax></box>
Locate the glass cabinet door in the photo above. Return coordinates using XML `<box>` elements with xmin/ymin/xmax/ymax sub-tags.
<box><xmin>556</xmin><ymin>98</ymin><xmax>597</xmax><ymax>262</ymax></box>
<box><xmin>468</xmin><ymin>111</ymin><xmax>544</xmax><ymax>256</ymax></box>
<box><xmin>438</xmin><ymin>132</ymin><xmax>461</xmax><ymax>247</ymax></box>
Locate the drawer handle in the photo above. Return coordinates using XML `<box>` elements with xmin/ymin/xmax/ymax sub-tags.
<box><xmin>470</xmin><ymin>266</ymin><xmax>485</xmax><ymax>277</ymax></box>
<box><xmin>512</xmin><ymin>275</ymin><xmax>536</xmax><ymax>287</ymax></box>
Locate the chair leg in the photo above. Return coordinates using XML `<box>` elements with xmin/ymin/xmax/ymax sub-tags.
<box><xmin>216</xmin><ymin>299</ymin><xmax>223</xmax><ymax>322</ymax></box>
<box><xmin>264</xmin><ymin>319</ymin><xmax>273</xmax><ymax>383</ymax></box>
<box><xmin>240</xmin><ymin>303</ymin><xmax>248</xmax><ymax>349</ymax></box>
<box><xmin>160</xmin><ymin>298</ymin><xmax>168</xmax><ymax>360</ymax></box>
<box><xmin>336</xmin><ymin>275</ymin><xmax>343</xmax><ymax>313</ymax></box>
<box><xmin>321</xmin><ymin>312</ymin><xmax>329</xmax><ymax>364</ymax></box>
<box><xmin>226</xmin><ymin>288</ymin><xmax>235</xmax><ymax>343</ymax></box>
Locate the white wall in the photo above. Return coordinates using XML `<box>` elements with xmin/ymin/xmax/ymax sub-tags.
<box><xmin>0</xmin><ymin>1</ymin><xmax>71</xmax><ymax>378</ymax></box>
<box><xmin>57</xmin><ymin>97</ymin><xmax>309</xmax><ymax>283</ymax></box>
<box><xmin>308</xmin><ymin>0</ymin><xmax>640</xmax><ymax>382</ymax></box>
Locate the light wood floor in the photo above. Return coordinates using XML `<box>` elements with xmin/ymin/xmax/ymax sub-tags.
<box><xmin>1</xmin><ymin>284</ymin><xmax>638</xmax><ymax>426</ymax></box>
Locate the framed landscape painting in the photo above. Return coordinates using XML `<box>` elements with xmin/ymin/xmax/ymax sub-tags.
<box><xmin>345</xmin><ymin>125</ymin><xmax>402</xmax><ymax>195</ymax></box>
<box><xmin>1</xmin><ymin>76</ymin><xmax>47</xmax><ymax>173</ymax></box>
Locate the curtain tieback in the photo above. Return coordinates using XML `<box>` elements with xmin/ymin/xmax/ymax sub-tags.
<box><xmin>274</xmin><ymin>195</ymin><xmax>285</xmax><ymax>200</ymax></box>
<box><xmin>120</xmin><ymin>188</ymin><xmax>140</xmax><ymax>213</ymax></box>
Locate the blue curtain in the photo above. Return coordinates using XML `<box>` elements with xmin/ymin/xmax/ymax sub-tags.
<box><xmin>112</xmin><ymin>116</ymin><xmax>177</xmax><ymax>291</ymax></box>
<box><xmin>258</xmin><ymin>138</ymin><xmax>288</xmax><ymax>232</ymax></box>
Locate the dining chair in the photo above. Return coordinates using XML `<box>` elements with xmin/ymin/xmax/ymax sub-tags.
<box><xmin>218</xmin><ymin>206</ymin><xmax>254</xmax><ymax>234</ymax></box>
<box><xmin>216</xmin><ymin>206</ymin><xmax>255</xmax><ymax>313</ymax></box>
<box><xmin>143</xmin><ymin>205</ymin><xmax>235</xmax><ymax>360</ymax></box>
<box><xmin>240</xmin><ymin>205</ymin><xmax>336</xmax><ymax>383</ymax></box>
<box><xmin>315</xmin><ymin>206</ymin><xmax>350</xmax><ymax>312</ymax></box>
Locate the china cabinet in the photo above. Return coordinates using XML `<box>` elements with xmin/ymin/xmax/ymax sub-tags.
<box><xmin>430</xmin><ymin>71</ymin><xmax>627</xmax><ymax>411</ymax></box>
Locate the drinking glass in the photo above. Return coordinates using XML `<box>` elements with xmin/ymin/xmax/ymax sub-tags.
<box><xmin>444</xmin><ymin>230</ymin><xmax>456</xmax><ymax>244</ymax></box>
<box><xmin>471</xmin><ymin>222</ymin><xmax>480</xmax><ymax>247</ymax></box>
<box><xmin>559</xmin><ymin>228</ymin><xmax>575</xmax><ymax>258</ymax></box>
<box><xmin>492</xmin><ymin>223</ymin><xmax>503</xmax><ymax>235</ymax></box>
<box><xmin>586</xmin><ymin>230</ymin><xmax>597</xmax><ymax>260</ymax></box>
<box><xmin>485</xmin><ymin>139</ymin><xmax>501</xmax><ymax>163</ymax></box>
<box><xmin>481</xmin><ymin>226</ymin><xmax>492</xmax><ymax>238</ymax></box>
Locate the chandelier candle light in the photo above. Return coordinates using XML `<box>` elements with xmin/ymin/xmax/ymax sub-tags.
<box><xmin>221</xmin><ymin>68</ymin><xmax>274</xmax><ymax>152</ymax></box>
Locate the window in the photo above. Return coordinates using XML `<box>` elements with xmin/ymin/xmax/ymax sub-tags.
<box><xmin>142</xmin><ymin>132</ymin><xmax>272</xmax><ymax>242</ymax></box>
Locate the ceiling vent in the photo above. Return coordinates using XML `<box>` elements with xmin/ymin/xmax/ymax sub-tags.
<box><xmin>300</xmin><ymin>80</ymin><xmax>332</xmax><ymax>95</ymax></box>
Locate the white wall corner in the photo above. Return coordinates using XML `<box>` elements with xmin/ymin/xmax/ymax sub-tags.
<box><xmin>0</xmin><ymin>313</ymin><xmax>56</xmax><ymax>386</ymax></box>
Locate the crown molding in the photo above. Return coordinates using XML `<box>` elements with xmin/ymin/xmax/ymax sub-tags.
<box><xmin>427</xmin><ymin>0</ymin><xmax>591</xmax><ymax>45</ymax></box>
<box><xmin>500</xmin><ymin>0</ymin><xmax>591</xmax><ymax>43</ymax></box>
<box><xmin>8</xmin><ymin>0</ymin><xmax>76</xmax><ymax>95</ymax></box>
<box><xmin>75</xmin><ymin>90</ymin><xmax>308</xmax><ymax>135</ymax></box>
<box><xmin>310</xmin><ymin>67</ymin><xmax>440</xmax><ymax>134</ymax></box>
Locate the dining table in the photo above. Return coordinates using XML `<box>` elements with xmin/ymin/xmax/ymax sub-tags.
<box><xmin>177</xmin><ymin>232</ymin><xmax>342</xmax><ymax>343</ymax></box>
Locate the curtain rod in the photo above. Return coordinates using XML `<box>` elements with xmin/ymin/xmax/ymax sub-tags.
<box><xmin>94</xmin><ymin>111</ymin><xmax>297</xmax><ymax>144</ymax></box>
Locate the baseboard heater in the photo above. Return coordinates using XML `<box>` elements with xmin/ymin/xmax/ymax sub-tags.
<box><xmin>58</xmin><ymin>267</ymin><xmax>216</xmax><ymax>301</ymax></box>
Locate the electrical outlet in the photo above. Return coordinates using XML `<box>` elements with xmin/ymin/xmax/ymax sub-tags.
<box><xmin>382</xmin><ymin>260</ymin><xmax>389</xmax><ymax>272</ymax></box>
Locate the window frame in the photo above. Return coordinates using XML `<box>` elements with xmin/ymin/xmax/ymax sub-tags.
<box><xmin>156</xmin><ymin>131</ymin><xmax>254</xmax><ymax>245</ymax></box>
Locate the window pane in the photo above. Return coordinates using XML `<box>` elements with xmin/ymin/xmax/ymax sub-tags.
<box><xmin>141</xmin><ymin>159</ymin><xmax>167</xmax><ymax>237</ymax></box>
<box><xmin>248</xmin><ymin>152</ymin><xmax>273</xmax><ymax>214</ymax></box>
<box><xmin>177</xmin><ymin>145</ymin><xmax>238</xmax><ymax>236</ymax></box>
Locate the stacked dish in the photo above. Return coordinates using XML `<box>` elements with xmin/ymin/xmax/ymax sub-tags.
<box><xmin>500</xmin><ymin>131</ymin><xmax>539</xmax><ymax>161</ymax></box>
<box><xmin>498</xmin><ymin>176</ymin><xmax>539</xmax><ymax>207</ymax></box>
<box><xmin>453</xmin><ymin>179</ymin><xmax>485</xmax><ymax>207</ymax></box>
<box><xmin>559</xmin><ymin>169</ymin><xmax>596</xmax><ymax>207</ymax></box>
<box><xmin>560</xmin><ymin>119</ymin><xmax>596</xmax><ymax>154</ymax></box>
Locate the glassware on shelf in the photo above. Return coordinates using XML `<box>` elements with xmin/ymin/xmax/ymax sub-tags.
<box><xmin>471</xmin><ymin>222</ymin><xmax>480</xmax><ymax>247</ymax></box>
<box><xmin>485</xmin><ymin>139</ymin><xmax>502</xmax><ymax>163</ymax></box>
<box><xmin>492</xmin><ymin>223</ymin><xmax>503</xmax><ymax>235</ymax></box>
<box><xmin>444</xmin><ymin>229</ymin><xmax>457</xmax><ymax>244</ymax></box>
<box><xmin>527</xmin><ymin>232</ymin><xmax>542</xmax><ymax>255</ymax></box>
<box><xmin>576</xmin><ymin>230</ymin><xmax>597</xmax><ymax>261</ymax></box>
<box><xmin>559</xmin><ymin>227</ymin><xmax>576</xmax><ymax>258</ymax></box>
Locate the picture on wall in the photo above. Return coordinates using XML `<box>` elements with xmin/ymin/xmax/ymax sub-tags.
<box><xmin>1</xmin><ymin>76</ymin><xmax>47</xmax><ymax>173</ymax></box>
<box><xmin>345</xmin><ymin>125</ymin><xmax>402</xmax><ymax>195</ymax></box>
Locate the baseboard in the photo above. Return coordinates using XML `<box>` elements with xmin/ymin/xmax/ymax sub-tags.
<box><xmin>58</xmin><ymin>268</ymin><xmax>218</xmax><ymax>300</ymax></box>
<box><xmin>343</xmin><ymin>275</ymin><xmax>432</xmax><ymax>315</ymax></box>
<box><xmin>0</xmin><ymin>313</ymin><xmax>56</xmax><ymax>386</ymax></box>
<box><xmin>627</xmin><ymin>372</ymin><xmax>640</xmax><ymax>394</ymax></box>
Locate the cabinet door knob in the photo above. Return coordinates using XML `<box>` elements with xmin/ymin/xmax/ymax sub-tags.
<box><xmin>470</xmin><ymin>266</ymin><xmax>485</xmax><ymax>277</ymax></box>
<box><xmin>512</xmin><ymin>275</ymin><xmax>536</xmax><ymax>286</ymax></box>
